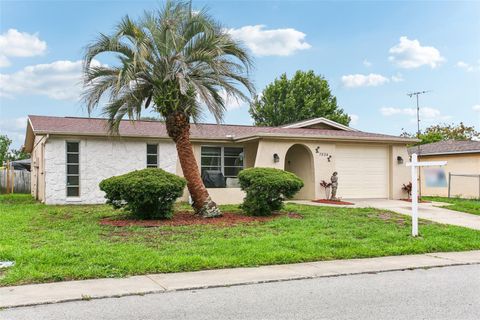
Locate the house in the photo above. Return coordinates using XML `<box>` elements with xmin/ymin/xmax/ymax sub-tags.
<box><xmin>24</xmin><ymin>115</ymin><xmax>415</xmax><ymax>205</ymax></box>
<box><xmin>409</xmin><ymin>140</ymin><xmax>480</xmax><ymax>199</ymax></box>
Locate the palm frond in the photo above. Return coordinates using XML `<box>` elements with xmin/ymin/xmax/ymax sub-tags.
<box><xmin>82</xmin><ymin>0</ymin><xmax>255</xmax><ymax>132</ymax></box>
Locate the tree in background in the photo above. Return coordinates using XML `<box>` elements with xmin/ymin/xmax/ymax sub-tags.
<box><xmin>82</xmin><ymin>1</ymin><xmax>254</xmax><ymax>218</ymax></box>
<box><xmin>8</xmin><ymin>148</ymin><xmax>30</xmax><ymax>161</ymax></box>
<box><xmin>401</xmin><ymin>122</ymin><xmax>480</xmax><ymax>145</ymax></box>
<box><xmin>0</xmin><ymin>135</ymin><xmax>30</xmax><ymax>165</ymax></box>
<box><xmin>249</xmin><ymin>70</ymin><xmax>350</xmax><ymax>127</ymax></box>
<box><xmin>0</xmin><ymin>135</ymin><xmax>11</xmax><ymax>166</ymax></box>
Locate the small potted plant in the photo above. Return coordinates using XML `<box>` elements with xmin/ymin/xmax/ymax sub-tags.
<box><xmin>320</xmin><ymin>180</ymin><xmax>332</xmax><ymax>200</ymax></box>
<box><xmin>402</xmin><ymin>182</ymin><xmax>412</xmax><ymax>200</ymax></box>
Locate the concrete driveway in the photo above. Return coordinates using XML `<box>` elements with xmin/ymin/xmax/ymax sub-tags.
<box><xmin>292</xmin><ymin>199</ymin><xmax>480</xmax><ymax>231</ymax></box>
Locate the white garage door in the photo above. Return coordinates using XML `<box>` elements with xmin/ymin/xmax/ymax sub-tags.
<box><xmin>335</xmin><ymin>145</ymin><xmax>389</xmax><ymax>198</ymax></box>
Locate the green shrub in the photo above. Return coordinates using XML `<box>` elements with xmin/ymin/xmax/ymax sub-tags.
<box><xmin>238</xmin><ymin>167</ymin><xmax>304</xmax><ymax>216</ymax></box>
<box><xmin>99</xmin><ymin>168</ymin><xmax>186</xmax><ymax>219</ymax></box>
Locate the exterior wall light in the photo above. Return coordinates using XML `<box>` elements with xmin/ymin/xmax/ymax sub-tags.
<box><xmin>397</xmin><ymin>156</ymin><xmax>404</xmax><ymax>164</ymax></box>
<box><xmin>273</xmin><ymin>153</ymin><xmax>280</xmax><ymax>163</ymax></box>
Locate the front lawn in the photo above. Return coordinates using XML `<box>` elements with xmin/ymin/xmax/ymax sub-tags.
<box><xmin>423</xmin><ymin>196</ymin><xmax>480</xmax><ymax>216</ymax></box>
<box><xmin>2</xmin><ymin>194</ymin><xmax>480</xmax><ymax>286</ymax></box>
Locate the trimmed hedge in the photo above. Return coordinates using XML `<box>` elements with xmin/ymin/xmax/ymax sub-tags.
<box><xmin>238</xmin><ymin>167</ymin><xmax>304</xmax><ymax>216</ymax></box>
<box><xmin>99</xmin><ymin>168</ymin><xmax>186</xmax><ymax>219</ymax></box>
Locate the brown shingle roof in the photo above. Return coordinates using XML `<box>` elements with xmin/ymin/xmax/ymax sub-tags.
<box><xmin>27</xmin><ymin>115</ymin><xmax>415</xmax><ymax>143</ymax></box>
<box><xmin>408</xmin><ymin>140</ymin><xmax>480</xmax><ymax>156</ymax></box>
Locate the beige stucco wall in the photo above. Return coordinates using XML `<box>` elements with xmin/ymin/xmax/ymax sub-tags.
<box><xmin>419</xmin><ymin>153</ymin><xmax>480</xmax><ymax>198</ymax></box>
<box><xmin>253</xmin><ymin>139</ymin><xmax>334</xmax><ymax>201</ymax></box>
<box><xmin>390</xmin><ymin>145</ymin><xmax>411</xmax><ymax>199</ymax></box>
<box><xmin>254</xmin><ymin>139</ymin><xmax>410</xmax><ymax>200</ymax></box>
<box><xmin>177</xmin><ymin>139</ymin><xmax>412</xmax><ymax>204</ymax></box>
<box><xmin>284</xmin><ymin>144</ymin><xmax>315</xmax><ymax>199</ymax></box>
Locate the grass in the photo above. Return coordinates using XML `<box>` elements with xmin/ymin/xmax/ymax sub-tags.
<box><xmin>1</xmin><ymin>194</ymin><xmax>480</xmax><ymax>286</ymax></box>
<box><xmin>423</xmin><ymin>196</ymin><xmax>480</xmax><ymax>216</ymax></box>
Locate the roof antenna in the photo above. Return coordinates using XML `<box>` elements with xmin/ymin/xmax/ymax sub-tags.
<box><xmin>407</xmin><ymin>90</ymin><xmax>430</xmax><ymax>198</ymax></box>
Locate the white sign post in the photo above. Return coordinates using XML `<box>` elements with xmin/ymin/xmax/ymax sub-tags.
<box><xmin>406</xmin><ymin>153</ymin><xmax>447</xmax><ymax>237</ymax></box>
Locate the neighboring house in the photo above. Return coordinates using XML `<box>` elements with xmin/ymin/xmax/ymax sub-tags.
<box><xmin>409</xmin><ymin>140</ymin><xmax>480</xmax><ymax>199</ymax></box>
<box><xmin>24</xmin><ymin>115</ymin><xmax>415</xmax><ymax>205</ymax></box>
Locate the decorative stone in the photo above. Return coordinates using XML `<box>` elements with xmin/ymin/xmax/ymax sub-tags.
<box><xmin>199</xmin><ymin>197</ymin><xmax>222</xmax><ymax>218</ymax></box>
<box><xmin>0</xmin><ymin>261</ymin><xmax>15</xmax><ymax>269</ymax></box>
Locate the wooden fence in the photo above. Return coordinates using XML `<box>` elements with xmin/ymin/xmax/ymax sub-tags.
<box><xmin>0</xmin><ymin>167</ymin><xmax>31</xmax><ymax>194</ymax></box>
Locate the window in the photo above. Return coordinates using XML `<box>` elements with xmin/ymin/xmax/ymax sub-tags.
<box><xmin>201</xmin><ymin>146</ymin><xmax>222</xmax><ymax>173</ymax></box>
<box><xmin>146</xmin><ymin>144</ymin><xmax>158</xmax><ymax>168</ymax></box>
<box><xmin>223</xmin><ymin>147</ymin><xmax>244</xmax><ymax>177</ymax></box>
<box><xmin>66</xmin><ymin>142</ymin><xmax>80</xmax><ymax>197</ymax></box>
<box><xmin>201</xmin><ymin>146</ymin><xmax>244</xmax><ymax>178</ymax></box>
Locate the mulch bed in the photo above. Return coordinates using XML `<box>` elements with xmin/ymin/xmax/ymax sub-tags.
<box><xmin>99</xmin><ymin>211</ymin><xmax>302</xmax><ymax>227</ymax></box>
<box><xmin>399</xmin><ymin>199</ymin><xmax>431</xmax><ymax>203</ymax></box>
<box><xmin>311</xmin><ymin>199</ymin><xmax>354</xmax><ymax>205</ymax></box>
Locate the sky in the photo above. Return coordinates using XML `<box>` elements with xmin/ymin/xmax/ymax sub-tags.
<box><xmin>1</xmin><ymin>0</ymin><xmax>479</xmax><ymax>148</ymax></box>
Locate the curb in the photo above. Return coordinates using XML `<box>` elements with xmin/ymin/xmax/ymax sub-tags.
<box><xmin>1</xmin><ymin>251</ymin><xmax>480</xmax><ymax>309</ymax></box>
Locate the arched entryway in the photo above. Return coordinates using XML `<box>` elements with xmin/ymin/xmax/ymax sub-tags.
<box><xmin>284</xmin><ymin>144</ymin><xmax>315</xmax><ymax>200</ymax></box>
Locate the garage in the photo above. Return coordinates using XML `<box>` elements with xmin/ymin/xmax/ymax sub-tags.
<box><xmin>335</xmin><ymin>145</ymin><xmax>389</xmax><ymax>198</ymax></box>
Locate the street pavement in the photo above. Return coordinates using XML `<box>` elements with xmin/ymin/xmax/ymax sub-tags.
<box><xmin>3</xmin><ymin>250</ymin><xmax>479</xmax><ymax>308</ymax></box>
<box><xmin>2</xmin><ymin>264</ymin><xmax>479</xmax><ymax>320</ymax></box>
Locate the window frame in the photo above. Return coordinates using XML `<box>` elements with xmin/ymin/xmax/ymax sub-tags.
<box><xmin>146</xmin><ymin>143</ymin><xmax>159</xmax><ymax>168</ymax></box>
<box><xmin>65</xmin><ymin>141</ymin><xmax>80</xmax><ymax>198</ymax></box>
<box><xmin>200</xmin><ymin>145</ymin><xmax>244</xmax><ymax>178</ymax></box>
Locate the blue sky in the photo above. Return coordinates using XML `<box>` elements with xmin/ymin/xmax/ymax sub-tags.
<box><xmin>1</xmin><ymin>0</ymin><xmax>479</xmax><ymax>148</ymax></box>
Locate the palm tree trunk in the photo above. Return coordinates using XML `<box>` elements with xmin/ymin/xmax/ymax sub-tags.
<box><xmin>166</xmin><ymin>112</ymin><xmax>222</xmax><ymax>218</ymax></box>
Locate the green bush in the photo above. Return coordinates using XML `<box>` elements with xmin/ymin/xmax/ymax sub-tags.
<box><xmin>99</xmin><ymin>168</ymin><xmax>186</xmax><ymax>219</ymax></box>
<box><xmin>238</xmin><ymin>167</ymin><xmax>304</xmax><ymax>216</ymax></box>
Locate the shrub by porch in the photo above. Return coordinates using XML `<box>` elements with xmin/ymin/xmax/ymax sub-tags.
<box><xmin>238</xmin><ymin>167</ymin><xmax>304</xmax><ymax>216</ymax></box>
<box><xmin>99</xmin><ymin>168</ymin><xmax>186</xmax><ymax>219</ymax></box>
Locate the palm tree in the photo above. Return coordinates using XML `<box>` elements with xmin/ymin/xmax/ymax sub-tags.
<box><xmin>82</xmin><ymin>1</ymin><xmax>254</xmax><ymax>217</ymax></box>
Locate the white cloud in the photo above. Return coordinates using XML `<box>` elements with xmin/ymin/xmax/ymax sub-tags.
<box><xmin>389</xmin><ymin>36</ymin><xmax>445</xmax><ymax>69</ymax></box>
<box><xmin>456</xmin><ymin>60</ymin><xmax>480</xmax><ymax>72</ymax></box>
<box><xmin>380</xmin><ymin>107</ymin><xmax>451</xmax><ymax>122</ymax></box>
<box><xmin>349</xmin><ymin>114</ymin><xmax>359</xmax><ymax>125</ymax></box>
<box><xmin>391</xmin><ymin>73</ymin><xmax>404</xmax><ymax>82</ymax></box>
<box><xmin>473</xmin><ymin>105</ymin><xmax>480</xmax><ymax>112</ymax></box>
<box><xmin>0</xmin><ymin>59</ymin><xmax>102</xmax><ymax>100</ymax></box>
<box><xmin>0</xmin><ymin>117</ymin><xmax>28</xmax><ymax>148</ymax></box>
<box><xmin>0</xmin><ymin>29</ymin><xmax>47</xmax><ymax>67</ymax></box>
<box><xmin>219</xmin><ymin>89</ymin><xmax>245</xmax><ymax>110</ymax></box>
<box><xmin>362</xmin><ymin>59</ymin><xmax>372</xmax><ymax>67</ymax></box>
<box><xmin>0</xmin><ymin>55</ymin><xmax>10</xmax><ymax>68</ymax></box>
<box><xmin>341</xmin><ymin>73</ymin><xmax>390</xmax><ymax>88</ymax></box>
<box><xmin>227</xmin><ymin>25</ymin><xmax>311</xmax><ymax>56</ymax></box>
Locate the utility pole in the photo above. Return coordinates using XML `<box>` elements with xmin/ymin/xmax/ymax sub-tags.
<box><xmin>407</xmin><ymin>90</ymin><xmax>429</xmax><ymax>198</ymax></box>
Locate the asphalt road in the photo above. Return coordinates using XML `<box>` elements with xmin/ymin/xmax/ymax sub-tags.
<box><xmin>2</xmin><ymin>264</ymin><xmax>479</xmax><ymax>320</ymax></box>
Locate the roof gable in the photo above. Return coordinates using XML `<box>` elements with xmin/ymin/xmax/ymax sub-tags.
<box><xmin>282</xmin><ymin>117</ymin><xmax>358</xmax><ymax>131</ymax></box>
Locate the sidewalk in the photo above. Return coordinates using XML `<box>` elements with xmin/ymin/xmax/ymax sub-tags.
<box><xmin>292</xmin><ymin>199</ymin><xmax>480</xmax><ymax>230</ymax></box>
<box><xmin>1</xmin><ymin>250</ymin><xmax>480</xmax><ymax>309</ymax></box>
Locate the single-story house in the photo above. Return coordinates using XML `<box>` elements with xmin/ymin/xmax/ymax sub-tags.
<box><xmin>409</xmin><ymin>140</ymin><xmax>480</xmax><ymax>199</ymax></box>
<box><xmin>24</xmin><ymin>115</ymin><xmax>415</xmax><ymax>205</ymax></box>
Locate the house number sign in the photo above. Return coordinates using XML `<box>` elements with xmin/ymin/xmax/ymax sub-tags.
<box><xmin>315</xmin><ymin>146</ymin><xmax>332</xmax><ymax>161</ymax></box>
<box><xmin>315</xmin><ymin>146</ymin><xmax>329</xmax><ymax>157</ymax></box>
